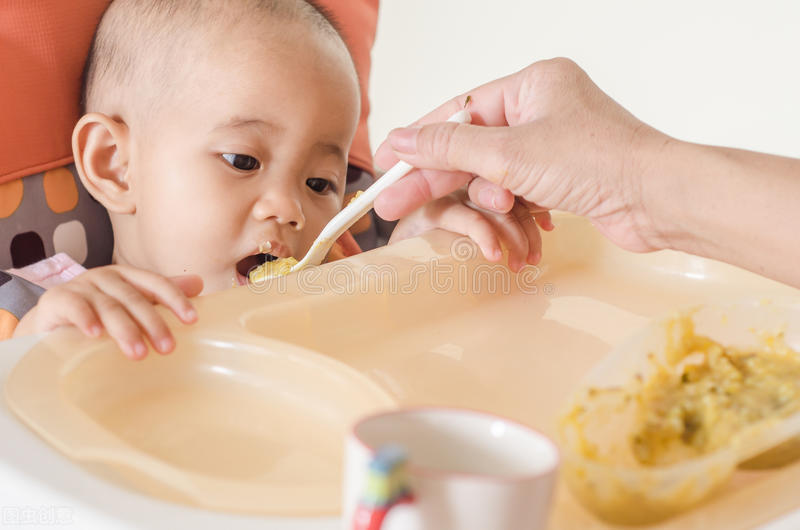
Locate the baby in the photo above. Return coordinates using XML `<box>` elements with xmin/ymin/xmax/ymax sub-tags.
<box><xmin>12</xmin><ymin>0</ymin><xmax>542</xmax><ymax>357</ymax></box>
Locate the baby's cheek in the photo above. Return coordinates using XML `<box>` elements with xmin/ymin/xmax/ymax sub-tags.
<box><xmin>308</xmin><ymin>200</ymin><xmax>338</xmax><ymax>227</ymax></box>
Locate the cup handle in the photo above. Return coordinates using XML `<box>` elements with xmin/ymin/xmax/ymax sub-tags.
<box><xmin>351</xmin><ymin>445</ymin><xmax>415</xmax><ymax>530</ymax></box>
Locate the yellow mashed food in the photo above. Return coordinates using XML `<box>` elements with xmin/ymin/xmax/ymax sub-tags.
<box><xmin>348</xmin><ymin>190</ymin><xmax>364</xmax><ymax>205</ymax></box>
<box><xmin>631</xmin><ymin>324</ymin><xmax>800</xmax><ymax>465</ymax></box>
<box><xmin>248</xmin><ymin>257</ymin><xmax>298</xmax><ymax>282</ymax></box>
<box><xmin>567</xmin><ymin>316</ymin><xmax>800</xmax><ymax>465</ymax></box>
<box><xmin>560</xmin><ymin>315</ymin><xmax>800</xmax><ymax>523</ymax></box>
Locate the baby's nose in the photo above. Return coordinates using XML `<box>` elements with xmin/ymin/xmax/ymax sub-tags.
<box><xmin>252</xmin><ymin>188</ymin><xmax>306</xmax><ymax>230</ymax></box>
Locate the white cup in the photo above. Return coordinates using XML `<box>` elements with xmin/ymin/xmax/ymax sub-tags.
<box><xmin>343</xmin><ymin>407</ymin><xmax>560</xmax><ymax>530</ymax></box>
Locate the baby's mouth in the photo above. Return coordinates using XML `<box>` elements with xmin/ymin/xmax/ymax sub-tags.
<box><xmin>236</xmin><ymin>252</ymin><xmax>278</xmax><ymax>280</ymax></box>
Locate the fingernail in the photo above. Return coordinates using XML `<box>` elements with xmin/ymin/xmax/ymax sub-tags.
<box><xmin>184</xmin><ymin>307</ymin><xmax>197</xmax><ymax>321</ymax></box>
<box><xmin>389</xmin><ymin>127</ymin><xmax>420</xmax><ymax>154</ymax></box>
<box><xmin>159</xmin><ymin>337</ymin><xmax>174</xmax><ymax>353</ymax></box>
<box><xmin>491</xmin><ymin>192</ymin><xmax>500</xmax><ymax>211</ymax></box>
<box><xmin>529</xmin><ymin>251</ymin><xmax>542</xmax><ymax>265</ymax></box>
<box><xmin>134</xmin><ymin>341</ymin><xmax>147</xmax><ymax>358</ymax></box>
<box><xmin>479</xmin><ymin>187</ymin><xmax>494</xmax><ymax>208</ymax></box>
<box><xmin>89</xmin><ymin>324</ymin><xmax>102</xmax><ymax>337</ymax></box>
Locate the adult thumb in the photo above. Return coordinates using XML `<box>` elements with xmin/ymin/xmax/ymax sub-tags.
<box><xmin>388</xmin><ymin>121</ymin><xmax>512</xmax><ymax>186</ymax></box>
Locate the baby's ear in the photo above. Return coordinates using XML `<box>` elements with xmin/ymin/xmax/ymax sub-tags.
<box><xmin>72</xmin><ymin>113</ymin><xmax>135</xmax><ymax>214</ymax></box>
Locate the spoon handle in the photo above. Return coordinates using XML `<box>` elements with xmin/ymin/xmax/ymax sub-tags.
<box><xmin>294</xmin><ymin>109</ymin><xmax>473</xmax><ymax>271</ymax></box>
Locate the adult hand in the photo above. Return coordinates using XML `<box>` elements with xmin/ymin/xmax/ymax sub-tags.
<box><xmin>374</xmin><ymin>58</ymin><xmax>670</xmax><ymax>253</ymax></box>
<box><xmin>375</xmin><ymin>58</ymin><xmax>800</xmax><ymax>288</ymax></box>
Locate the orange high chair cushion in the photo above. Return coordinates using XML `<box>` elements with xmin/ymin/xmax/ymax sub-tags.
<box><xmin>316</xmin><ymin>0</ymin><xmax>379</xmax><ymax>177</ymax></box>
<box><xmin>0</xmin><ymin>1</ymin><xmax>111</xmax><ymax>184</ymax></box>
<box><xmin>0</xmin><ymin>1</ymin><xmax>114</xmax><ymax>272</ymax></box>
<box><xmin>0</xmin><ymin>0</ymin><xmax>378</xmax><ymax>184</ymax></box>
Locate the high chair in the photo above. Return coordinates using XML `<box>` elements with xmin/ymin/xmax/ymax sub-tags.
<box><xmin>0</xmin><ymin>0</ymin><xmax>378</xmax><ymax>338</ymax></box>
<box><xmin>0</xmin><ymin>1</ymin><xmax>113</xmax><ymax>336</ymax></box>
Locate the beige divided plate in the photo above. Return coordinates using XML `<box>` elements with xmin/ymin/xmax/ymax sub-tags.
<box><xmin>4</xmin><ymin>330</ymin><xmax>396</xmax><ymax>515</ymax></box>
<box><xmin>5</xmin><ymin>214</ymin><xmax>800</xmax><ymax>527</ymax></box>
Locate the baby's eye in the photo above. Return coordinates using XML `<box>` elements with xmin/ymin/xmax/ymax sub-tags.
<box><xmin>306</xmin><ymin>177</ymin><xmax>333</xmax><ymax>193</ymax></box>
<box><xmin>222</xmin><ymin>153</ymin><xmax>260</xmax><ymax>171</ymax></box>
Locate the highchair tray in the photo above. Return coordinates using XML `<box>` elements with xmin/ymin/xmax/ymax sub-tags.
<box><xmin>5</xmin><ymin>214</ymin><xmax>800</xmax><ymax>528</ymax></box>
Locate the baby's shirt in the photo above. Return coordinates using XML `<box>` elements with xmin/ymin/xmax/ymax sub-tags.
<box><xmin>8</xmin><ymin>252</ymin><xmax>87</xmax><ymax>289</ymax></box>
<box><xmin>0</xmin><ymin>253</ymin><xmax>86</xmax><ymax>340</ymax></box>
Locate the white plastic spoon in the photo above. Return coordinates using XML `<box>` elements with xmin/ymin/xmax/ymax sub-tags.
<box><xmin>276</xmin><ymin>108</ymin><xmax>472</xmax><ymax>278</ymax></box>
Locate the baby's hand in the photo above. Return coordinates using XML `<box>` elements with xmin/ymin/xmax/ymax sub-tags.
<box><xmin>390</xmin><ymin>191</ymin><xmax>554</xmax><ymax>271</ymax></box>
<box><xmin>13</xmin><ymin>265</ymin><xmax>202</xmax><ymax>360</ymax></box>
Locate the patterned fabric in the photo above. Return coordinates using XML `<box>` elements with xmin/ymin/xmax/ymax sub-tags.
<box><xmin>0</xmin><ymin>164</ymin><xmax>113</xmax><ymax>271</ymax></box>
<box><xmin>0</xmin><ymin>163</ymin><xmax>109</xmax><ymax>340</ymax></box>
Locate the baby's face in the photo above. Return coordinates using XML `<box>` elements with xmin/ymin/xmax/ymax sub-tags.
<box><xmin>126</xmin><ymin>25</ymin><xmax>359</xmax><ymax>293</ymax></box>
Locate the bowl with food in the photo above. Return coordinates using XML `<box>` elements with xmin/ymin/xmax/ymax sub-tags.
<box><xmin>559</xmin><ymin>298</ymin><xmax>800</xmax><ymax>524</ymax></box>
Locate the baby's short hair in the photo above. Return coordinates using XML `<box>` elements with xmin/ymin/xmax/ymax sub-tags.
<box><xmin>81</xmin><ymin>0</ymin><xmax>347</xmax><ymax>119</ymax></box>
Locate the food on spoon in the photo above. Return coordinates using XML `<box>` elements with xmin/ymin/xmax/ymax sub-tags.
<box><xmin>248</xmin><ymin>257</ymin><xmax>298</xmax><ymax>282</ymax></box>
<box><xmin>348</xmin><ymin>190</ymin><xmax>364</xmax><ymax>205</ymax></box>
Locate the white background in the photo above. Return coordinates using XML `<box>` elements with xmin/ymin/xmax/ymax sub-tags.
<box><xmin>368</xmin><ymin>0</ymin><xmax>800</xmax><ymax>158</ymax></box>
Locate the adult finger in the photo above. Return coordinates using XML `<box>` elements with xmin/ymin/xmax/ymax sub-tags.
<box><xmin>374</xmin><ymin>167</ymin><xmax>473</xmax><ymax>220</ymax></box>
